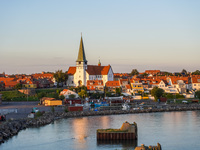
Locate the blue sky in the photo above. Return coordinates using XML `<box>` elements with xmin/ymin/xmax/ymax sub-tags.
<box><xmin>0</xmin><ymin>0</ymin><xmax>199</xmax><ymax>74</ymax></box>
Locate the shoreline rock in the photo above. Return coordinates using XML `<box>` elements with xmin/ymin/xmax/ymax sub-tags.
<box><xmin>1</xmin><ymin>104</ymin><xmax>200</xmax><ymax>144</ymax></box>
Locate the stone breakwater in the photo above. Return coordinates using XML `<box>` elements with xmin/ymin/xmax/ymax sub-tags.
<box><xmin>1</xmin><ymin>104</ymin><xmax>200</xmax><ymax>144</ymax></box>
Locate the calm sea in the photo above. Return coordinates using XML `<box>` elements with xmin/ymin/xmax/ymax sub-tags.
<box><xmin>1</xmin><ymin>111</ymin><xmax>200</xmax><ymax>150</ymax></box>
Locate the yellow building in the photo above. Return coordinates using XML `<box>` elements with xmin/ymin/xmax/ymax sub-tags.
<box><xmin>40</xmin><ymin>97</ymin><xmax>62</xmax><ymax>106</ymax></box>
<box><xmin>130</xmin><ymin>79</ymin><xmax>144</xmax><ymax>93</ymax></box>
<box><xmin>45</xmin><ymin>100</ymin><xmax>62</xmax><ymax>106</ymax></box>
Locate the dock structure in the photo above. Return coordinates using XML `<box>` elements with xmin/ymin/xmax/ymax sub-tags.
<box><xmin>97</xmin><ymin>121</ymin><xmax>137</xmax><ymax>141</ymax></box>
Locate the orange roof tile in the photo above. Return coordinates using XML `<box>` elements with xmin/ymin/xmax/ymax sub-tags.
<box><xmin>106</xmin><ymin>81</ymin><xmax>120</xmax><ymax>87</ymax></box>
<box><xmin>86</xmin><ymin>65</ymin><xmax>111</xmax><ymax>75</ymax></box>
<box><xmin>191</xmin><ymin>76</ymin><xmax>200</xmax><ymax>83</ymax></box>
<box><xmin>68</xmin><ymin>67</ymin><xmax>76</xmax><ymax>75</ymax></box>
<box><xmin>87</xmin><ymin>80</ymin><xmax>103</xmax><ymax>86</ymax></box>
<box><xmin>126</xmin><ymin>84</ymin><xmax>131</xmax><ymax>89</ymax></box>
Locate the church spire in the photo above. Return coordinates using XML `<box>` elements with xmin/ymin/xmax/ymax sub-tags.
<box><xmin>76</xmin><ymin>34</ymin><xmax>87</xmax><ymax>62</ymax></box>
<box><xmin>98</xmin><ymin>57</ymin><xmax>101</xmax><ymax>66</ymax></box>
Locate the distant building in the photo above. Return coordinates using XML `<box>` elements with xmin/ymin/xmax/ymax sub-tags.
<box><xmin>60</xmin><ymin>89</ymin><xmax>79</xmax><ymax>99</ymax></box>
<box><xmin>67</xmin><ymin>36</ymin><xmax>114</xmax><ymax>87</ymax></box>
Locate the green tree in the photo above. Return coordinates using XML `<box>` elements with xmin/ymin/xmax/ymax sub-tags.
<box><xmin>195</xmin><ymin>90</ymin><xmax>200</xmax><ymax>100</ymax></box>
<box><xmin>142</xmin><ymin>73</ymin><xmax>148</xmax><ymax>77</ymax></box>
<box><xmin>181</xmin><ymin>69</ymin><xmax>187</xmax><ymax>75</ymax></box>
<box><xmin>115</xmin><ymin>87</ymin><xmax>121</xmax><ymax>96</ymax></box>
<box><xmin>69</xmin><ymin>94</ymin><xmax>76</xmax><ymax>99</ymax></box>
<box><xmin>54</xmin><ymin>70</ymin><xmax>68</xmax><ymax>87</ymax></box>
<box><xmin>14</xmin><ymin>83</ymin><xmax>22</xmax><ymax>90</ymax></box>
<box><xmin>59</xmin><ymin>94</ymin><xmax>65</xmax><ymax>100</ymax></box>
<box><xmin>37</xmin><ymin>92</ymin><xmax>46</xmax><ymax>99</ymax></box>
<box><xmin>151</xmin><ymin>87</ymin><xmax>164</xmax><ymax>101</ymax></box>
<box><xmin>192</xmin><ymin>70</ymin><xmax>200</xmax><ymax>75</ymax></box>
<box><xmin>78</xmin><ymin>89</ymin><xmax>88</xmax><ymax>99</ymax></box>
<box><xmin>47</xmin><ymin>92</ymin><xmax>59</xmax><ymax>99</ymax></box>
<box><xmin>130</xmin><ymin>69</ymin><xmax>139</xmax><ymax>76</ymax></box>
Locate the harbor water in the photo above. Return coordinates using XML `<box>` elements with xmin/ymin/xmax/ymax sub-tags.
<box><xmin>1</xmin><ymin>111</ymin><xmax>200</xmax><ymax>150</ymax></box>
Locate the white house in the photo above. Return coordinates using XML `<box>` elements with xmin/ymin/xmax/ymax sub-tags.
<box><xmin>67</xmin><ymin>36</ymin><xmax>114</xmax><ymax>87</ymax></box>
<box><xmin>60</xmin><ymin>89</ymin><xmax>79</xmax><ymax>99</ymax></box>
<box><xmin>189</xmin><ymin>76</ymin><xmax>200</xmax><ymax>91</ymax></box>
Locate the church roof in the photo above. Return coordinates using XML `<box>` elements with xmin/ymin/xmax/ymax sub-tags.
<box><xmin>76</xmin><ymin>36</ymin><xmax>87</xmax><ymax>62</ymax></box>
<box><xmin>86</xmin><ymin>65</ymin><xmax>110</xmax><ymax>75</ymax></box>
<box><xmin>67</xmin><ymin>65</ymin><xmax>111</xmax><ymax>75</ymax></box>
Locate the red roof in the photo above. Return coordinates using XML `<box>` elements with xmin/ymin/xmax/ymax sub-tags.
<box><xmin>169</xmin><ymin>76</ymin><xmax>189</xmax><ymax>84</ymax></box>
<box><xmin>87</xmin><ymin>80</ymin><xmax>104</xmax><ymax>90</ymax></box>
<box><xmin>145</xmin><ymin>70</ymin><xmax>160</xmax><ymax>74</ymax></box>
<box><xmin>87</xmin><ymin>80</ymin><xmax>103</xmax><ymax>86</ymax></box>
<box><xmin>126</xmin><ymin>84</ymin><xmax>131</xmax><ymax>89</ymax></box>
<box><xmin>68</xmin><ymin>67</ymin><xmax>76</xmax><ymax>75</ymax></box>
<box><xmin>67</xmin><ymin>65</ymin><xmax>111</xmax><ymax>75</ymax></box>
<box><xmin>191</xmin><ymin>76</ymin><xmax>200</xmax><ymax>83</ymax></box>
<box><xmin>106</xmin><ymin>81</ymin><xmax>120</xmax><ymax>87</ymax></box>
<box><xmin>32</xmin><ymin>73</ymin><xmax>53</xmax><ymax>79</ymax></box>
<box><xmin>86</xmin><ymin>65</ymin><xmax>110</xmax><ymax>75</ymax></box>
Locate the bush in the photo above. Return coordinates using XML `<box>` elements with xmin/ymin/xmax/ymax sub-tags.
<box><xmin>35</xmin><ymin>111</ymin><xmax>43</xmax><ymax>118</ymax></box>
<box><xmin>37</xmin><ymin>92</ymin><xmax>46</xmax><ymax>99</ymax></box>
<box><xmin>51</xmin><ymin>106</ymin><xmax>55</xmax><ymax>113</ymax></box>
<box><xmin>64</xmin><ymin>107</ymin><xmax>68</xmax><ymax>113</ymax></box>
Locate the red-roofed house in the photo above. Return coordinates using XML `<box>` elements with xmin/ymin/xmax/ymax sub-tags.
<box><xmin>60</xmin><ymin>89</ymin><xmax>79</xmax><ymax>99</ymax></box>
<box><xmin>105</xmin><ymin>81</ymin><xmax>120</xmax><ymax>92</ymax></box>
<box><xmin>0</xmin><ymin>77</ymin><xmax>18</xmax><ymax>90</ymax></box>
<box><xmin>67</xmin><ymin>36</ymin><xmax>114</xmax><ymax>87</ymax></box>
<box><xmin>87</xmin><ymin>80</ymin><xmax>104</xmax><ymax>92</ymax></box>
<box><xmin>119</xmin><ymin>79</ymin><xmax>129</xmax><ymax>92</ymax></box>
<box><xmin>167</xmin><ymin>76</ymin><xmax>189</xmax><ymax>93</ymax></box>
<box><xmin>189</xmin><ymin>76</ymin><xmax>200</xmax><ymax>91</ymax></box>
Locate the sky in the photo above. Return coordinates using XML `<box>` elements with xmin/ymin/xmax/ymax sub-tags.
<box><xmin>0</xmin><ymin>0</ymin><xmax>200</xmax><ymax>74</ymax></box>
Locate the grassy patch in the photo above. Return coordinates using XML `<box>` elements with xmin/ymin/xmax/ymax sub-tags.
<box><xmin>97</xmin><ymin>128</ymin><xmax>128</xmax><ymax>133</ymax></box>
<box><xmin>1</xmin><ymin>90</ymin><xmax>26</xmax><ymax>101</ymax></box>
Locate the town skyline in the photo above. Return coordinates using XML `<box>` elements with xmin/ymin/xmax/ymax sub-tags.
<box><xmin>1</xmin><ymin>1</ymin><xmax>200</xmax><ymax>74</ymax></box>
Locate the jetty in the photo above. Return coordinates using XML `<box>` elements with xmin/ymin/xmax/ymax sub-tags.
<box><xmin>97</xmin><ymin>121</ymin><xmax>137</xmax><ymax>140</ymax></box>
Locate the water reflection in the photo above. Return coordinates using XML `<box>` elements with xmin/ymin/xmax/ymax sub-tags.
<box><xmin>2</xmin><ymin>111</ymin><xmax>200</xmax><ymax>150</ymax></box>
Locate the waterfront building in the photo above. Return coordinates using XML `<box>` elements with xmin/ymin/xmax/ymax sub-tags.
<box><xmin>67</xmin><ymin>36</ymin><xmax>114</xmax><ymax>87</ymax></box>
<box><xmin>189</xmin><ymin>75</ymin><xmax>200</xmax><ymax>91</ymax></box>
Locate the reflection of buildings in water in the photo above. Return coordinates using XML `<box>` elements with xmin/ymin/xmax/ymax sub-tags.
<box><xmin>163</xmin><ymin>111</ymin><xmax>185</xmax><ymax>126</ymax></box>
<box><xmin>191</xmin><ymin>111</ymin><xmax>199</xmax><ymax>125</ymax></box>
<box><xmin>97</xmin><ymin>140</ymin><xmax>138</xmax><ymax>149</ymax></box>
<box><xmin>72</xmin><ymin>118</ymin><xmax>89</xmax><ymax>141</ymax></box>
<box><xmin>100</xmin><ymin>116</ymin><xmax>111</xmax><ymax>129</ymax></box>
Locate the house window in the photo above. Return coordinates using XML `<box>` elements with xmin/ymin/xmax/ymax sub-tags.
<box><xmin>72</xmin><ymin>81</ymin><xmax>73</xmax><ymax>84</ymax></box>
<box><xmin>194</xmin><ymin>84</ymin><xmax>196</xmax><ymax>86</ymax></box>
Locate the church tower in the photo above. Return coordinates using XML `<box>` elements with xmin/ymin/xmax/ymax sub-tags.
<box><xmin>75</xmin><ymin>35</ymin><xmax>87</xmax><ymax>86</ymax></box>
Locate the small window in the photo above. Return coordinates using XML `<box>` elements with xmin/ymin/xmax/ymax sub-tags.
<box><xmin>79</xmin><ymin>62</ymin><xmax>81</xmax><ymax>64</ymax></box>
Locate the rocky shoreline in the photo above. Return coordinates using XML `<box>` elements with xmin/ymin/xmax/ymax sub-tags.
<box><xmin>1</xmin><ymin>104</ymin><xmax>200</xmax><ymax>144</ymax></box>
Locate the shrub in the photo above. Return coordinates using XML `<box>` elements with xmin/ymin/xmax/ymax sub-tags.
<box><xmin>35</xmin><ymin>111</ymin><xmax>43</xmax><ymax>118</ymax></box>
<box><xmin>51</xmin><ymin>106</ymin><xmax>55</xmax><ymax>113</ymax></box>
<box><xmin>64</xmin><ymin>107</ymin><xmax>68</xmax><ymax>113</ymax></box>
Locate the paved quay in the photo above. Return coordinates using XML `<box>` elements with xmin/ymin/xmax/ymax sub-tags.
<box><xmin>0</xmin><ymin>102</ymin><xmax>64</xmax><ymax>120</ymax></box>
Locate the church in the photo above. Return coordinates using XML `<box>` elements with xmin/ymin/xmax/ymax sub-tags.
<box><xmin>67</xmin><ymin>36</ymin><xmax>114</xmax><ymax>87</ymax></box>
